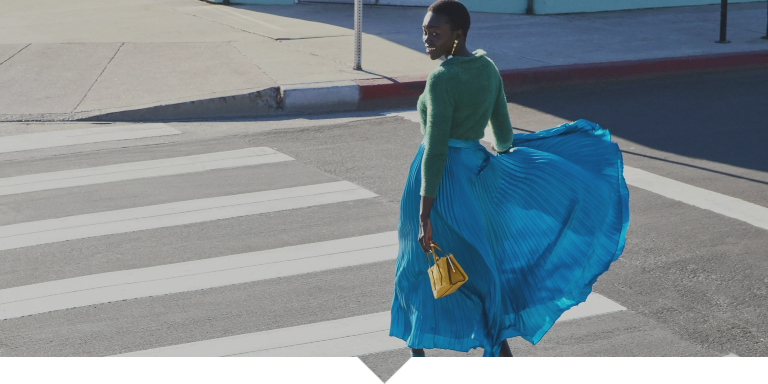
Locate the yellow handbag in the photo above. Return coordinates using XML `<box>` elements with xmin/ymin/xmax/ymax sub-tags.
<box><xmin>425</xmin><ymin>243</ymin><xmax>468</xmax><ymax>299</ymax></box>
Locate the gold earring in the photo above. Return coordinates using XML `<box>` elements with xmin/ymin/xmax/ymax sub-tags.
<box><xmin>451</xmin><ymin>40</ymin><xmax>458</xmax><ymax>56</ymax></box>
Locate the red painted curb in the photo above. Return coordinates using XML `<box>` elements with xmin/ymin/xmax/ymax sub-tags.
<box><xmin>356</xmin><ymin>50</ymin><xmax>768</xmax><ymax>105</ymax></box>
<box><xmin>357</xmin><ymin>76</ymin><xmax>427</xmax><ymax>101</ymax></box>
<box><xmin>499</xmin><ymin>50</ymin><xmax>768</xmax><ymax>91</ymax></box>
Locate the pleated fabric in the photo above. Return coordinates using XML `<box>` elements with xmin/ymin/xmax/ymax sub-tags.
<box><xmin>389</xmin><ymin>119</ymin><xmax>630</xmax><ymax>357</ymax></box>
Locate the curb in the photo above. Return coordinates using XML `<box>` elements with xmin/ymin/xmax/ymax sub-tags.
<box><xmin>355</xmin><ymin>50</ymin><xmax>768</xmax><ymax>112</ymax></box>
<box><xmin>497</xmin><ymin>50</ymin><xmax>768</xmax><ymax>92</ymax></box>
<box><xmin>83</xmin><ymin>87</ymin><xmax>282</xmax><ymax>122</ymax></box>
<box><xmin>0</xmin><ymin>87</ymin><xmax>283</xmax><ymax>123</ymax></box>
<box><xmin>4</xmin><ymin>50</ymin><xmax>764</xmax><ymax>123</ymax></box>
<box><xmin>281</xmin><ymin>50</ymin><xmax>768</xmax><ymax>117</ymax></box>
<box><xmin>280</xmin><ymin>81</ymin><xmax>359</xmax><ymax>114</ymax></box>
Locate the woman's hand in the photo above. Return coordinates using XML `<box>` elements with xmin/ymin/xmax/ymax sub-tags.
<box><xmin>419</xmin><ymin>196</ymin><xmax>435</xmax><ymax>253</ymax></box>
<box><xmin>419</xmin><ymin>215</ymin><xmax>433</xmax><ymax>253</ymax></box>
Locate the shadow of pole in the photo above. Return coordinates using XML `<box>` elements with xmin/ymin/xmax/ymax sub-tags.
<box><xmin>763</xmin><ymin>0</ymin><xmax>768</xmax><ymax>40</ymax></box>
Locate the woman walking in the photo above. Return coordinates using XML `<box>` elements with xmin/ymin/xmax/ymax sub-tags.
<box><xmin>389</xmin><ymin>0</ymin><xmax>629</xmax><ymax>357</ymax></box>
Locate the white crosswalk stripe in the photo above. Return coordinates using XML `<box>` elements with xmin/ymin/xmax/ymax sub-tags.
<box><xmin>0</xmin><ymin>181</ymin><xmax>377</xmax><ymax>251</ymax></box>
<box><xmin>0</xmin><ymin>124</ymin><xmax>181</xmax><ymax>153</ymax></box>
<box><xmin>114</xmin><ymin>293</ymin><xmax>626</xmax><ymax>357</ymax></box>
<box><xmin>0</xmin><ymin>232</ymin><xmax>397</xmax><ymax>320</ymax></box>
<box><xmin>0</xmin><ymin>148</ymin><xmax>293</xmax><ymax>196</ymax></box>
<box><xmin>623</xmin><ymin>167</ymin><xmax>768</xmax><ymax>231</ymax></box>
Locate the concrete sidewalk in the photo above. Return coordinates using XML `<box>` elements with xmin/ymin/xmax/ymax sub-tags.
<box><xmin>0</xmin><ymin>0</ymin><xmax>766</xmax><ymax>121</ymax></box>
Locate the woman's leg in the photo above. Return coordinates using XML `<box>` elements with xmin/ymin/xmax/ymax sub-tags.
<box><xmin>498</xmin><ymin>340</ymin><xmax>513</xmax><ymax>357</ymax></box>
<box><xmin>411</xmin><ymin>348</ymin><xmax>425</xmax><ymax>357</ymax></box>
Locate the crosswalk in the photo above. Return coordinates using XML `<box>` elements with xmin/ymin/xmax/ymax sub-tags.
<box><xmin>4</xmin><ymin>118</ymin><xmax>757</xmax><ymax>361</ymax></box>
<box><xmin>0</xmin><ymin>121</ymin><xmax>633</xmax><ymax>359</ymax></box>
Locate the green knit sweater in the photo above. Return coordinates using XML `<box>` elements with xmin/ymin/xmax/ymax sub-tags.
<box><xmin>417</xmin><ymin>49</ymin><xmax>513</xmax><ymax>197</ymax></box>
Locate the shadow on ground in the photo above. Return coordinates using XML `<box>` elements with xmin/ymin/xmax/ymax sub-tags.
<box><xmin>507</xmin><ymin>67</ymin><xmax>768</xmax><ymax>175</ymax></box>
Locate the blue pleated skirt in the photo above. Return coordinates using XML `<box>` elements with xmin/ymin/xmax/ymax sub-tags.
<box><xmin>389</xmin><ymin>119</ymin><xmax>630</xmax><ymax>357</ymax></box>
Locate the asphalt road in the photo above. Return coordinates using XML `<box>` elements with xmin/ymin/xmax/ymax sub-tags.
<box><xmin>1</xmin><ymin>68</ymin><xmax>766</xmax><ymax>381</ymax></box>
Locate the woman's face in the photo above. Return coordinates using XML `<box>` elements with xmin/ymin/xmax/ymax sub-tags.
<box><xmin>422</xmin><ymin>12</ymin><xmax>458</xmax><ymax>60</ymax></box>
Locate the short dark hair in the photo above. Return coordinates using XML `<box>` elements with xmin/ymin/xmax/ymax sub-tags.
<box><xmin>428</xmin><ymin>0</ymin><xmax>471</xmax><ymax>38</ymax></box>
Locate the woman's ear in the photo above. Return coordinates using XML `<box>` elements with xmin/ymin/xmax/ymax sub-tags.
<box><xmin>455</xmin><ymin>29</ymin><xmax>465</xmax><ymax>42</ymax></box>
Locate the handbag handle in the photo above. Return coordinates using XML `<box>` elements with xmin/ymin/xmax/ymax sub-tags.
<box><xmin>430</xmin><ymin>243</ymin><xmax>448</xmax><ymax>258</ymax></box>
<box><xmin>424</xmin><ymin>242</ymin><xmax>438</xmax><ymax>267</ymax></box>
<box><xmin>430</xmin><ymin>243</ymin><xmax>456</xmax><ymax>273</ymax></box>
<box><xmin>424</xmin><ymin>243</ymin><xmax>456</xmax><ymax>273</ymax></box>
<box><xmin>424</xmin><ymin>243</ymin><xmax>444</xmax><ymax>284</ymax></box>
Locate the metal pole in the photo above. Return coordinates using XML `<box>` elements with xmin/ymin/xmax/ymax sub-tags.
<box><xmin>526</xmin><ymin>0</ymin><xmax>534</xmax><ymax>15</ymax></box>
<box><xmin>354</xmin><ymin>0</ymin><xmax>363</xmax><ymax>70</ymax></box>
<box><xmin>762</xmin><ymin>0</ymin><xmax>768</xmax><ymax>40</ymax></box>
<box><xmin>716</xmin><ymin>0</ymin><xmax>730</xmax><ymax>43</ymax></box>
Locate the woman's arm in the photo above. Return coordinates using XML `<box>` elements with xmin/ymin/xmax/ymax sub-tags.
<box><xmin>418</xmin><ymin>71</ymin><xmax>452</xmax><ymax>253</ymax></box>
<box><xmin>418</xmin><ymin>196</ymin><xmax>435</xmax><ymax>253</ymax></box>
<box><xmin>489</xmin><ymin>75</ymin><xmax>513</xmax><ymax>153</ymax></box>
<box><xmin>421</xmin><ymin>71</ymin><xmax>454</xmax><ymax>198</ymax></box>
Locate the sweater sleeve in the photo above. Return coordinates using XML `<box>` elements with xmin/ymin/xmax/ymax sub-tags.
<box><xmin>488</xmin><ymin>75</ymin><xmax>513</xmax><ymax>152</ymax></box>
<box><xmin>420</xmin><ymin>71</ymin><xmax>454</xmax><ymax>198</ymax></box>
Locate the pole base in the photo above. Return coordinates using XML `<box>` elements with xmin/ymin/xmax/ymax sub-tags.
<box><xmin>715</xmin><ymin>40</ymin><xmax>731</xmax><ymax>43</ymax></box>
